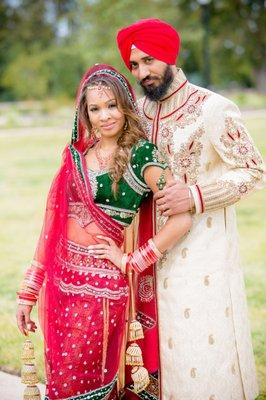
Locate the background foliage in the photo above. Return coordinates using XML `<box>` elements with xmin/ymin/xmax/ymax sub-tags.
<box><xmin>0</xmin><ymin>0</ymin><xmax>266</xmax><ymax>100</ymax></box>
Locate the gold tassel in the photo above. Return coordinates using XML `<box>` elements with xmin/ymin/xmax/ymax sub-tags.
<box><xmin>21</xmin><ymin>364</ymin><xmax>39</xmax><ymax>385</ymax></box>
<box><xmin>21</xmin><ymin>335</ymin><xmax>41</xmax><ymax>400</ymax></box>
<box><xmin>128</xmin><ymin>319</ymin><xmax>144</xmax><ymax>342</ymax></box>
<box><xmin>131</xmin><ymin>366</ymin><xmax>150</xmax><ymax>393</ymax></box>
<box><xmin>125</xmin><ymin>343</ymin><xmax>143</xmax><ymax>366</ymax></box>
<box><xmin>22</xmin><ymin>339</ymin><xmax>35</xmax><ymax>361</ymax></box>
<box><xmin>23</xmin><ymin>385</ymin><xmax>41</xmax><ymax>400</ymax></box>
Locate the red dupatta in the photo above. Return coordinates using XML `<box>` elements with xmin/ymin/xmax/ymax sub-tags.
<box><xmin>36</xmin><ymin>65</ymin><xmax>130</xmax><ymax>386</ymax></box>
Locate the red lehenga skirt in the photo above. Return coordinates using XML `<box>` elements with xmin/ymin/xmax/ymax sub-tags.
<box><xmin>43</xmin><ymin>236</ymin><xmax>129</xmax><ymax>400</ymax></box>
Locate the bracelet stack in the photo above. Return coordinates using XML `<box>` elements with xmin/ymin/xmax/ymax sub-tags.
<box><xmin>121</xmin><ymin>239</ymin><xmax>163</xmax><ymax>274</ymax></box>
<box><xmin>17</xmin><ymin>261</ymin><xmax>45</xmax><ymax>306</ymax></box>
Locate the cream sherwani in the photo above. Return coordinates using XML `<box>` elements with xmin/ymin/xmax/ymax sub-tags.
<box><xmin>138</xmin><ymin>70</ymin><xmax>264</xmax><ymax>400</ymax></box>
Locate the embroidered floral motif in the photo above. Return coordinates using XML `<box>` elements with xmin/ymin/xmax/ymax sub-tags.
<box><xmin>171</xmin><ymin>127</ymin><xmax>204</xmax><ymax>184</ymax></box>
<box><xmin>151</xmin><ymin>147</ymin><xmax>168</xmax><ymax>165</ymax></box>
<box><xmin>174</xmin><ymin>90</ymin><xmax>209</xmax><ymax>129</ymax></box>
<box><xmin>220</xmin><ymin>117</ymin><xmax>263</xmax><ymax>167</ymax></box>
<box><xmin>68</xmin><ymin>202</ymin><xmax>93</xmax><ymax>227</ymax></box>
<box><xmin>158</xmin><ymin>123</ymin><xmax>175</xmax><ymax>158</ymax></box>
<box><xmin>217</xmin><ymin>176</ymin><xmax>259</xmax><ymax>198</ymax></box>
<box><xmin>139</xmin><ymin>115</ymin><xmax>153</xmax><ymax>141</ymax></box>
<box><xmin>201</xmin><ymin>176</ymin><xmax>261</xmax><ymax>212</ymax></box>
<box><xmin>138</xmin><ymin>275</ymin><xmax>154</xmax><ymax>302</ymax></box>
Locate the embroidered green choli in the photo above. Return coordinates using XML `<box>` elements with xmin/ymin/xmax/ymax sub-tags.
<box><xmin>88</xmin><ymin>139</ymin><xmax>167</xmax><ymax>227</ymax></box>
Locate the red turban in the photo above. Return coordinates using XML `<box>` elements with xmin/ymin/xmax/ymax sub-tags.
<box><xmin>117</xmin><ymin>18</ymin><xmax>180</xmax><ymax>70</ymax></box>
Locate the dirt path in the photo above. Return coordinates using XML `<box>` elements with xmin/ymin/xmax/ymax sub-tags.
<box><xmin>0</xmin><ymin>371</ymin><xmax>45</xmax><ymax>399</ymax></box>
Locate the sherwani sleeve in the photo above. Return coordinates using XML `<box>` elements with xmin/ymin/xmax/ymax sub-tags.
<box><xmin>194</xmin><ymin>98</ymin><xmax>265</xmax><ymax>213</ymax></box>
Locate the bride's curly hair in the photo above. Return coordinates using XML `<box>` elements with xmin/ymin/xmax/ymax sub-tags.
<box><xmin>78</xmin><ymin>74</ymin><xmax>147</xmax><ymax>195</ymax></box>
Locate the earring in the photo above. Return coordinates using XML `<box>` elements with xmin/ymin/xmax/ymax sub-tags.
<box><xmin>124</xmin><ymin>120</ymin><xmax>128</xmax><ymax>131</ymax></box>
<box><xmin>91</xmin><ymin>126</ymin><xmax>100</xmax><ymax>138</ymax></box>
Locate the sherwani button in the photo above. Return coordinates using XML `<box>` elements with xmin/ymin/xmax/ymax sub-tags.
<box><xmin>204</xmin><ymin>275</ymin><xmax>210</xmax><ymax>286</ymax></box>
<box><xmin>184</xmin><ymin>308</ymin><xmax>191</xmax><ymax>318</ymax></box>
<box><xmin>190</xmin><ymin>368</ymin><xmax>197</xmax><ymax>378</ymax></box>
<box><xmin>225</xmin><ymin>306</ymin><xmax>230</xmax><ymax>317</ymax></box>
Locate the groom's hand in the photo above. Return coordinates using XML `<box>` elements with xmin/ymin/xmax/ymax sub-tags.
<box><xmin>154</xmin><ymin>180</ymin><xmax>193</xmax><ymax>216</ymax></box>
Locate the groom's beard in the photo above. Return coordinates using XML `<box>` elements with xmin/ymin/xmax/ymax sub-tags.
<box><xmin>139</xmin><ymin>65</ymin><xmax>174</xmax><ymax>101</ymax></box>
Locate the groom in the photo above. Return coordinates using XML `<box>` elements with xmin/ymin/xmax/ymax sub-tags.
<box><xmin>117</xmin><ymin>18</ymin><xmax>264</xmax><ymax>400</ymax></box>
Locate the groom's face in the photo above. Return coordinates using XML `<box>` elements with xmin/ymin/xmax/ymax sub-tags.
<box><xmin>129</xmin><ymin>48</ymin><xmax>174</xmax><ymax>101</ymax></box>
<box><xmin>129</xmin><ymin>48</ymin><xmax>167</xmax><ymax>87</ymax></box>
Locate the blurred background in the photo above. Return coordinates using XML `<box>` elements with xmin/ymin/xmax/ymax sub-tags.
<box><xmin>0</xmin><ymin>0</ymin><xmax>265</xmax><ymax>398</ymax></box>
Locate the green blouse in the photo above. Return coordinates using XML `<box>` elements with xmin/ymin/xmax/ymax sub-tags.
<box><xmin>88</xmin><ymin>139</ymin><xmax>168</xmax><ymax>226</ymax></box>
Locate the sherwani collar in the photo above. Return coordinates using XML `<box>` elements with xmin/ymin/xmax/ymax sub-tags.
<box><xmin>142</xmin><ymin>68</ymin><xmax>192</xmax><ymax>120</ymax></box>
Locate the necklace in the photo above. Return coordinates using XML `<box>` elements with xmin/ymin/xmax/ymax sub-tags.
<box><xmin>94</xmin><ymin>141</ymin><xmax>116</xmax><ymax>170</ymax></box>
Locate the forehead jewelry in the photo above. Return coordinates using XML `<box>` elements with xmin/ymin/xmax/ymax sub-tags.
<box><xmin>86</xmin><ymin>82</ymin><xmax>112</xmax><ymax>98</ymax></box>
<box><xmin>89</xmin><ymin>69</ymin><xmax>138</xmax><ymax>112</ymax></box>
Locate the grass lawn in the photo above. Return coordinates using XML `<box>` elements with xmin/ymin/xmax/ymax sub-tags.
<box><xmin>0</xmin><ymin>112</ymin><xmax>265</xmax><ymax>397</ymax></box>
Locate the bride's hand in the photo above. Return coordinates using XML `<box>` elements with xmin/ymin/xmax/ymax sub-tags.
<box><xmin>16</xmin><ymin>304</ymin><xmax>37</xmax><ymax>336</ymax></box>
<box><xmin>88</xmin><ymin>236</ymin><xmax>124</xmax><ymax>269</ymax></box>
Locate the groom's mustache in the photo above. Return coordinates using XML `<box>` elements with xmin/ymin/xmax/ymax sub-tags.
<box><xmin>139</xmin><ymin>75</ymin><xmax>161</xmax><ymax>86</ymax></box>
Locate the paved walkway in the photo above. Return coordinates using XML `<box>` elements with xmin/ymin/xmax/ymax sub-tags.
<box><xmin>0</xmin><ymin>371</ymin><xmax>45</xmax><ymax>399</ymax></box>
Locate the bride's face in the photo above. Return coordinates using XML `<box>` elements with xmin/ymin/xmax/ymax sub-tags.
<box><xmin>86</xmin><ymin>85</ymin><xmax>125</xmax><ymax>140</ymax></box>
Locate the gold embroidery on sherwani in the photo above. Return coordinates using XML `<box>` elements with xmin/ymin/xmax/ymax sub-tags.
<box><xmin>201</xmin><ymin>175</ymin><xmax>262</xmax><ymax>212</ymax></box>
<box><xmin>173</xmin><ymin>90</ymin><xmax>210</xmax><ymax>129</ymax></box>
<box><xmin>171</xmin><ymin>127</ymin><xmax>204</xmax><ymax>184</ymax></box>
<box><xmin>221</xmin><ymin>117</ymin><xmax>263</xmax><ymax>167</ymax></box>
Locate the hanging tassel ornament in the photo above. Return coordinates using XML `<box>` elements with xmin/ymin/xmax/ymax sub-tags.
<box><xmin>22</xmin><ymin>339</ymin><xmax>35</xmax><ymax>362</ymax></box>
<box><xmin>125</xmin><ymin>271</ymin><xmax>150</xmax><ymax>393</ymax></box>
<box><xmin>23</xmin><ymin>385</ymin><xmax>41</xmax><ymax>400</ymax></box>
<box><xmin>21</xmin><ymin>363</ymin><xmax>39</xmax><ymax>385</ymax></box>
<box><xmin>125</xmin><ymin>343</ymin><xmax>143</xmax><ymax>366</ymax></box>
<box><xmin>21</xmin><ymin>334</ymin><xmax>41</xmax><ymax>400</ymax></box>
<box><xmin>128</xmin><ymin>319</ymin><xmax>144</xmax><ymax>342</ymax></box>
<box><xmin>131</xmin><ymin>366</ymin><xmax>150</xmax><ymax>393</ymax></box>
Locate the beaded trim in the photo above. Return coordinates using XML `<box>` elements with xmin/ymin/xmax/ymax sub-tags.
<box><xmin>140</xmin><ymin>161</ymin><xmax>168</xmax><ymax>177</ymax></box>
<box><xmin>44</xmin><ymin>376</ymin><xmax>117</xmax><ymax>400</ymax></box>
<box><xmin>123</xmin><ymin>167</ymin><xmax>149</xmax><ymax>196</ymax></box>
<box><xmin>58</xmin><ymin>280</ymin><xmax>129</xmax><ymax>300</ymax></box>
<box><xmin>98</xmin><ymin>204</ymin><xmax>135</xmax><ymax>226</ymax></box>
<box><xmin>71</xmin><ymin>109</ymin><xmax>79</xmax><ymax>143</ymax></box>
